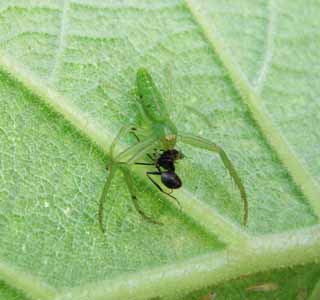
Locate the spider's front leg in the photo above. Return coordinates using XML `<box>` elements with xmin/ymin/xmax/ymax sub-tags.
<box><xmin>117</xmin><ymin>136</ymin><xmax>162</xmax><ymax>225</ymax></box>
<box><xmin>109</xmin><ymin>125</ymin><xmax>139</xmax><ymax>159</ymax></box>
<box><xmin>179</xmin><ymin>133</ymin><xmax>248</xmax><ymax>225</ymax></box>
<box><xmin>121</xmin><ymin>165</ymin><xmax>163</xmax><ymax>225</ymax></box>
<box><xmin>99</xmin><ymin>127</ymin><xmax>157</xmax><ymax>233</ymax></box>
<box><xmin>98</xmin><ymin>163</ymin><xmax>118</xmax><ymax>233</ymax></box>
<box><xmin>99</xmin><ymin>125</ymin><xmax>139</xmax><ymax>232</ymax></box>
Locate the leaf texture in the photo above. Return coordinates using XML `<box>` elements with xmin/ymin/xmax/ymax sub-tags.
<box><xmin>0</xmin><ymin>1</ymin><xmax>319</xmax><ymax>299</ymax></box>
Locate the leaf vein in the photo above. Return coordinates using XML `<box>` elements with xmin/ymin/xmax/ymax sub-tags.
<box><xmin>184</xmin><ymin>0</ymin><xmax>320</xmax><ymax>220</ymax></box>
<box><xmin>49</xmin><ymin>0</ymin><xmax>70</xmax><ymax>84</ymax></box>
<box><xmin>254</xmin><ymin>0</ymin><xmax>277</xmax><ymax>93</ymax></box>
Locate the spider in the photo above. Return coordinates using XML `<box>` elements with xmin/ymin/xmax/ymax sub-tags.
<box><xmin>98</xmin><ymin>68</ymin><xmax>248</xmax><ymax>233</ymax></box>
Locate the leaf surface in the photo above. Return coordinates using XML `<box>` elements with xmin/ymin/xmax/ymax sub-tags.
<box><xmin>0</xmin><ymin>1</ymin><xmax>319</xmax><ymax>299</ymax></box>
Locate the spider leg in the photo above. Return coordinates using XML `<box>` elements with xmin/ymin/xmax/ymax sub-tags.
<box><xmin>116</xmin><ymin>137</ymin><xmax>157</xmax><ymax>164</ymax></box>
<box><xmin>100</xmin><ymin>125</ymin><xmax>138</xmax><ymax>232</ymax></box>
<box><xmin>100</xmin><ymin>132</ymin><xmax>157</xmax><ymax>232</ymax></box>
<box><xmin>180</xmin><ymin>133</ymin><xmax>248</xmax><ymax>225</ymax></box>
<box><xmin>184</xmin><ymin>105</ymin><xmax>214</xmax><ymax>129</ymax></box>
<box><xmin>129</xmin><ymin>129</ymin><xmax>158</xmax><ymax>163</ymax></box>
<box><xmin>98</xmin><ymin>163</ymin><xmax>118</xmax><ymax>233</ymax></box>
<box><xmin>122</xmin><ymin>166</ymin><xmax>162</xmax><ymax>225</ymax></box>
<box><xmin>109</xmin><ymin>125</ymin><xmax>139</xmax><ymax>159</ymax></box>
<box><xmin>146</xmin><ymin>171</ymin><xmax>181</xmax><ymax>209</ymax></box>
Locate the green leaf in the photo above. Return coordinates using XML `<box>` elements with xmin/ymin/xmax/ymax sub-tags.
<box><xmin>0</xmin><ymin>1</ymin><xmax>319</xmax><ymax>299</ymax></box>
<box><xmin>0</xmin><ymin>280</ymin><xmax>30</xmax><ymax>300</ymax></box>
<box><xmin>184</xmin><ymin>263</ymin><xmax>320</xmax><ymax>300</ymax></box>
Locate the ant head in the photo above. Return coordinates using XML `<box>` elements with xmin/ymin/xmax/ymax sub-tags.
<box><xmin>161</xmin><ymin>171</ymin><xmax>182</xmax><ymax>189</ymax></box>
<box><xmin>169</xmin><ymin>149</ymin><xmax>184</xmax><ymax>161</ymax></box>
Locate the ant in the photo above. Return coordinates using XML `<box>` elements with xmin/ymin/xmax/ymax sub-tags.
<box><xmin>135</xmin><ymin>149</ymin><xmax>183</xmax><ymax>203</ymax></box>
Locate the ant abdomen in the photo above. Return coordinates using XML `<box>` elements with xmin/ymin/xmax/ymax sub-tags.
<box><xmin>161</xmin><ymin>172</ymin><xmax>182</xmax><ymax>189</ymax></box>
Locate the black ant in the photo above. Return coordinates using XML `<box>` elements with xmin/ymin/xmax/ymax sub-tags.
<box><xmin>135</xmin><ymin>149</ymin><xmax>183</xmax><ymax>204</ymax></box>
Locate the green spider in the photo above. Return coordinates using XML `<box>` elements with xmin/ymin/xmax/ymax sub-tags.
<box><xmin>98</xmin><ymin>68</ymin><xmax>248</xmax><ymax>233</ymax></box>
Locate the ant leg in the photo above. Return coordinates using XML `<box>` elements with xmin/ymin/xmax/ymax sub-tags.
<box><xmin>98</xmin><ymin>163</ymin><xmax>118</xmax><ymax>233</ymax></box>
<box><xmin>147</xmin><ymin>153</ymin><xmax>155</xmax><ymax>162</ymax></box>
<box><xmin>146</xmin><ymin>171</ymin><xmax>181</xmax><ymax>208</ymax></box>
<box><xmin>135</xmin><ymin>162</ymin><xmax>154</xmax><ymax>166</ymax></box>
<box><xmin>146</xmin><ymin>171</ymin><xmax>173</xmax><ymax>198</ymax></box>
<box><xmin>180</xmin><ymin>133</ymin><xmax>248</xmax><ymax>225</ymax></box>
<box><xmin>122</xmin><ymin>166</ymin><xmax>162</xmax><ymax>225</ymax></box>
<box><xmin>130</xmin><ymin>128</ymin><xmax>141</xmax><ymax>142</ymax></box>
